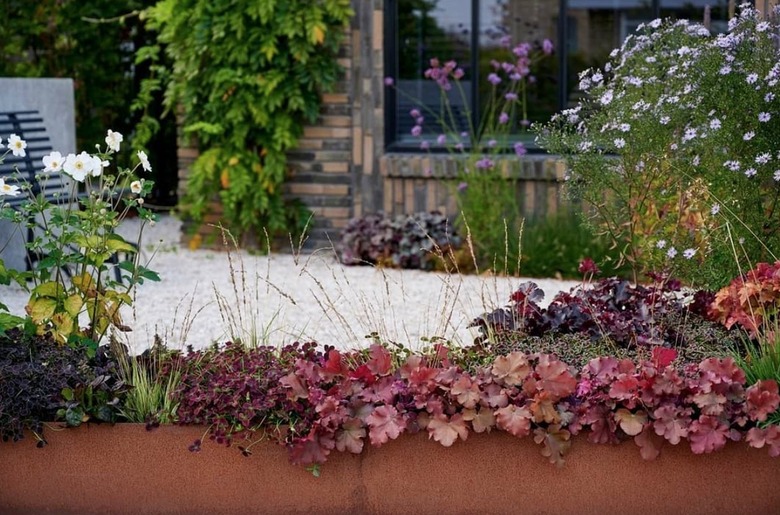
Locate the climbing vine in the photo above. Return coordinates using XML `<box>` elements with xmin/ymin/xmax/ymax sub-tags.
<box><xmin>138</xmin><ymin>0</ymin><xmax>353</xmax><ymax>243</ymax></box>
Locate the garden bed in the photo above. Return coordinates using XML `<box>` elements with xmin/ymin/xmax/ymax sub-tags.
<box><xmin>1</xmin><ymin>423</ymin><xmax>778</xmax><ymax>515</ymax></box>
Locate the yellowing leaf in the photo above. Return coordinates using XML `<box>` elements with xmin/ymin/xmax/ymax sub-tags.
<box><xmin>33</xmin><ymin>281</ymin><xmax>64</xmax><ymax>298</ymax></box>
<box><xmin>228</xmin><ymin>156</ymin><xmax>239</xmax><ymax>166</ymax></box>
<box><xmin>51</xmin><ymin>312</ymin><xmax>75</xmax><ymax>337</ymax></box>
<box><xmin>63</xmin><ymin>294</ymin><xmax>83</xmax><ymax>317</ymax></box>
<box><xmin>220</xmin><ymin>169</ymin><xmax>230</xmax><ymax>189</ymax></box>
<box><xmin>311</xmin><ymin>25</ymin><xmax>325</xmax><ymax>45</ymax></box>
<box><xmin>71</xmin><ymin>273</ymin><xmax>95</xmax><ymax>294</ymax></box>
<box><xmin>26</xmin><ymin>297</ymin><xmax>57</xmax><ymax>323</ymax></box>
<box><xmin>106</xmin><ymin>235</ymin><xmax>137</xmax><ymax>253</ymax></box>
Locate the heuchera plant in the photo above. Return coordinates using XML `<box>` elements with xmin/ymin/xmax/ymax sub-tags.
<box><xmin>172</xmin><ymin>341</ymin><xmax>780</xmax><ymax>469</ymax></box>
<box><xmin>709</xmin><ymin>261</ymin><xmax>780</xmax><ymax>338</ymax></box>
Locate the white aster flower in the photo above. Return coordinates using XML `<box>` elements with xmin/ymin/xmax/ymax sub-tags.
<box><xmin>42</xmin><ymin>151</ymin><xmax>64</xmax><ymax>173</ymax></box>
<box><xmin>656</xmin><ymin>239</ymin><xmax>667</xmax><ymax>249</ymax></box>
<box><xmin>744</xmin><ymin>168</ymin><xmax>757</xmax><ymax>178</ymax></box>
<box><xmin>137</xmin><ymin>150</ymin><xmax>152</xmax><ymax>172</ymax></box>
<box><xmin>682</xmin><ymin>128</ymin><xmax>697</xmax><ymax>142</ymax></box>
<box><xmin>711</xmin><ymin>203</ymin><xmax>720</xmax><ymax>215</ymax></box>
<box><xmin>757</xmin><ymin>21</ymin><xmax>770</xmax><ymax>32</ymax></box>
<box><xmin>756</xmin><ymin>153</ymin><xmax>771</xmax><ymax>165</ymax></box>
<box><xmin>743</xmin><ymin>131</ymin><xmax>755</xmax><ymax>141</ymax></box>
<box><xmin>724</xmin><ymin>160</ymin><xmax>741</xmax><ymax>171</ymax></box>
<box><xmin>0</xmin><ymin>178</ymin><xmax>20</xmax><ymax>197</ymax></box>
<box><xmin>600</xmin><ymin>90</ymin><xmax>614</xmax><ymax>105</ymax></box>
<box><xmin>666</xmin><ymin>247</ymin><xmax>678</xmax><ymax>259</ymax></box>
<box><xmin>660</xmin><ymin>116</ymin><xmax>670</xmax><ymax>125</ymax></box>
<box><xmin>7</xmin><ymin>134</ymin><xmax>27</xmax><ymax>157</ymax></box>
<box><xmin>710</xmin><ymin>119</ymin><xmax>721</xmax><ymax>130</ymax></box>
<box><xmin>614</xmin><ymin>138</ymin><xmax>626</xmax><ymax>149</ymax></box>
<box><xmin>759</xmin><ymin>112</ymin><xmax>771</xmax><ymax>122</ymax></box>
<box><xmin>719</xmin><ymin>65</ymin><xmax>732</xmax><ymax>75</ymax></box>
<box><xmin>105</xmin><ymin>130</ymin><xmax>123</xmax><ymax>153</ymax></box>
<box><xmin>765</xmin><ymin>93</ymin><xmax>775</xmax><ymax>102</ymax></box>
<box><xmin>619</xmin><ymin>123</ymin><xmax>631</xmax><ymax>132</ymax></box>
<box><xmin>683</xmin><ymin>248</ymin><xmax>696</xmax><ymax>259</ymax></box>
<box><xmin>774</xmin><ymin>170</ymin><xmax>780</xmax><ymax>181</ymax></box>
<box><xmin>692</xmin><ymin>155</ymin><xmax>700</xmax><ymax>166</ymax></box>
<box><xmin>746</xmin><ymin>73</ymin><xmax>759</xmax><ymax>84</ymax></box>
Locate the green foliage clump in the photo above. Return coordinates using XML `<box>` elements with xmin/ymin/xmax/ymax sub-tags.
<box><xmin>139</xmin><ymin>0</ymin><xmax>353</xmax><ymax>243</ymax></box>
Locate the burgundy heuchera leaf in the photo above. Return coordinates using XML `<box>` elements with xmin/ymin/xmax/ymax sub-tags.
<box><xmin>535</xmin><ymin>355</ymin><xmax>577</xmax><ymax>400</ymax></box>
<box><xmin>634</xmin><ymin>425</ymin><xmax>664</xmax><ymax>460</ymax></box>
<box><xmin>688</xmin><ymin>415</ymin><xmax>729</xmax><ymax>454</ymax></box>
<box><xmin>335</xmin><ymin>418</ymin><xmax>366</xmax><ymax>454</ymax></box>
<box><xmin>366</xmin><ymin>405</ymin><xmax>407</xmax><ymax>445</ymax></box>
<box><xmin>491</xmin><ymin>352</ymin><xmax>532</xmax><ymax>385</ymax></box>
<box><xmin>533</xmin><ymin>425</ymin><xmax>571</xmax><ymax>468</ymax></box>
<box><xmin>495</xmin><ymin>405</ymin><xmax>532</xmax><ymax>437</ymax></box>
<box><xmin>745</xmin><ymin>380</ymin><xmax>780</xmax><ymax>422</ymax></box>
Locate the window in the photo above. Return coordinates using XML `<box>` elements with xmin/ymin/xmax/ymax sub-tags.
<box><xmin>384</xmin><ymin>0</ymin><xmax>730</xmax><ymax>151</ymax></box>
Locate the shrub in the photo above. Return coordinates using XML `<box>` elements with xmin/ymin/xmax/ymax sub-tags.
<box><xmin>536</xmin><ymin>5</ymin><xmax>780</xmax><ymax>288</ymax></box>
<box><xmin>338</xmin><ymin>211</ymin><xmax>461</xmax><ymax>270</ymax></box>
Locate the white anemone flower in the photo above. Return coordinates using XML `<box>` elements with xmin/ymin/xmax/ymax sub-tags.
<box><xmin>63</xmin><ymin>152</ymin><xmax>95</xmax><ymax>182</ymax></box>
<box><xmin>7</xmin><ymin>134</ymin><xmax>27</xmax><ymax>157</ymax></box>
<box><xmin>137</xmin><ymin>150</ymin><xmax>152</xmax><ymax>172</ymax></box>
<box><xmin>42</xmin><ymin>151</ymin><xmax>64</xmax><ymax>173</ymax></box>
<box><xmin>130</xmin><ymin>180</ymin><xmax>143</xmax><ymax>194</ymax></box>
<box><xmin>0</xmin><ymin>178</ymin><xmax>21</xmax><ymax>197</ymax></box>
<box><xmin>105</xmin><ymin>130</ymin><xmax>123</xmax><ymax>153</ymax></box>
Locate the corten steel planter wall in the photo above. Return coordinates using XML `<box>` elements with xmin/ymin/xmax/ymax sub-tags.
<box><xmin>1</xmin><ymin>424</ymin><xmax>779</xmax><ymax>515</ymax></box>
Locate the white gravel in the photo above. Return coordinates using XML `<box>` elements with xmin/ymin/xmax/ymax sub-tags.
<box><xmin>0</xmin><ymin>214</ymin><xmax>581</xmax><ymax>353</ymax></box>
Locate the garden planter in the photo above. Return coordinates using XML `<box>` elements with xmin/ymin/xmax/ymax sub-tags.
<box><xmin>1</xmin><ymin>423</ymin><xmax>778</xmax><ymax>514</ymax></box>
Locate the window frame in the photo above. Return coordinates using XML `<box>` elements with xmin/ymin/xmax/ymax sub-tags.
<box><xmin>383</xmin><ymin>0</ymin><xmax>667</xmax><ymax>153</ymax></box>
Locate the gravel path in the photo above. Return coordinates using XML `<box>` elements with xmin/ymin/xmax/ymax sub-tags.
<box><xmin>0</xmin><ymin>215</ymin><xmax>581</xmax><ymax>353</ymax></box>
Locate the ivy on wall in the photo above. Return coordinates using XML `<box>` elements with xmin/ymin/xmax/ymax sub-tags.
<box><xmin>138</xmin><ymin>0</ymin><xmax>353</xmax><ymax>244</ymax></box>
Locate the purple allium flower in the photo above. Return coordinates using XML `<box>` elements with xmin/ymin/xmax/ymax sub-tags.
<box><xmin>455</xmin><ymin>143</ymin><xmax>464</xmax><ymax>151</ymax></box>
<box><xmin>498</xmin><ymin>112</ymin><xmax>510</xmax><ymax>124</ymax></box>
<box><xmin>411</xmin><ymin>125</ymin><xmax>422</xmax><ymax>137</ymax></box>
<box><xmin>488</xmin><ymin>73</ymin><xmax>501</xmax><ymax>85</ymax></box>
<box><xmin>505</xmin><ymin>92</ymin><xmax>518</xmax><ymax>101</ymax></box>
<box><xmin>436</xmin><ymin>134</ymin><xmax>446</xmax><ymax>145</ymax></box>
<box><xmin>499</xmin><ymin>35</ymin><xmax>512</xmax><ymax>48</ymax></box>
<box><xmin>457</xmin><ymin>181</ymin><xmax>468</xmax><ymax>192</ymax></box>
<box><xmin>384</xmin><ymin>77</ymin><xmax>394</xmax><ymax>86</ymax></box>
<box><xmin>453</xmin><ymin>68</ymin><xmax>465</xmax><ymax>80</ymax></box>
<box><xmin>509</xmin><ymin>73</ymin><xmax>522</xmax><ymax>81</ymax></box>
<box><xmin>513</xmin><ymin>142</ymin><xmax>527</xmax><ymax>156</ymax></box>
<box><xmin>420</xmin><ymin>140</ymin><xmax>430</xmax><ymax>150</ymax></box>
<box><xmin>542</xmin><ymin>39</ymin><xmax>554</xmax><ymax>55</ymax></box>
<box><xmin>415</xmin><ymin>116</ymin><xmax>425</xmax><ymax>125</ymax></box>
<box><xmin>520</xmin><ymin>119</ymin><xmax>530</xmax><ymax>127</ymax></box>
<box><xmin>513</xmin><ymin>42</ymin><xmax>531</xmax><ymax>57</ymax></box>
<box><xmin>460</xmin><ymin>131</ymin><xmax>469</xmax><ymax>138</ymax></box>
<box><xmin>488</xmin><ymin>139</ymin><xmax>497</xmax><ymax>148</ymax></box>
<box><xmin>410</xmin><ymin>108</ymin><xmax>421</xmax><ymax>118</ymax></box>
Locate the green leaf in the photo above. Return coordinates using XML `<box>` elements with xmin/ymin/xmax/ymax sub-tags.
<box><xmin>138</xmin><ymin>267</ymin><xmax>161</xmax><ymax>282</ymax></box>
<box><xmin>61</xmin><ymin>388</ymin><xmax>74</xmax><ymax>401</ymax></box>
<box><xmin>64</xmin><ymin>407</ymin><xmax>86</xmax><ymax>427</ymax></box>
<box><xmin>33</xmin><ymin>281</ymin><xmax>64</xmax><ymax>298</ymax></box>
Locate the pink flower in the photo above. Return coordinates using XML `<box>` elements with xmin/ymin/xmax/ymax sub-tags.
<box><xmin>488</xmin><ymin>73</ymin><xmax>501</xmax><ymax>85</ymax></box>
<box><xmin>542</xmin><ymin>39</ymin><xmax>554</xmax><ymax>55</ymax></box>
<box><xmin>498</xmin><ymin>112</ymin><xmax>510</xmax><ymax>124</ymax></box>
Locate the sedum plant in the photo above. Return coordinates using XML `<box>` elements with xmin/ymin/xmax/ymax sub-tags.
<box><xmin>536</xmin><ymin>4</ymin><xmax>780</xmax><ymax>288</ymax></box>
<box><xmin>0</xmin><ymin>131</ymin><xmax>159</xmax><ymax>347</ymax></box>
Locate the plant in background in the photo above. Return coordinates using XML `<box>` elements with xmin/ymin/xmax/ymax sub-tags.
<box><xmin>536</xmin><ymin>4</ymin><xmax>780</xmax><ymax>289</ymax></box>
<box><xmin>338</xmin><ymin>211</ymin><xmax>461</xmax><ymax>270</ymax></box>
<box><xmin>387</xmin><ymin>37</ymin><xmax>554</xmax><ymax>273</ymax></box>
<box><xmin>0</xmin><ymin>131</ymin><xmax>159</xmax><ymax>346</ymax></box>
<box><xmin>137</xmin><ymin>0</ymin><xmax>353</xmax><ymax>246</ymax></box>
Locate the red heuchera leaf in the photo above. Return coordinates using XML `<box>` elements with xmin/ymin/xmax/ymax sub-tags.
<box><xmin>531</xmin><ymin>391</ymin><xmax>560</xmax><ymax>424</ymax></box>
<box><xmin>533</xmin><ymin>425</ymin><xmax>571</xmax><ymax>468</ymax></box>
<box><xmin>366</xmin><ymin>405</ymin><xmax>407</xmax><ymax>446</ymax></box>
<box><xmin>280</xmin><ymin>372</ymin><xmax>308</xmax><ymax>400</ymax></box>
<box><xmin>288</xmin><ymin>431</ymin><xmax>333</xmax><ymax>466</ymax></box>
<box><xmin>481</xmin><ymin>382</ymin><xmax>509</xmax><ymax>408</ymax></box>
<box><xmin>463</xmin><ymin>407</ymin><xmax>496</xmax><ymax>433</ymax></box>
<box><xmin>653</xmin><ymin>405</ymin><xmax>691</xmax><ymax>445</ymax></box>
<box><xmin>335</xmin><ymin>418</ymin><xmax>366</xmax><ymax>454</ymax></box>
<box><xmin>746</xmin><ymin>380</ymin><xmax>780</xmax><ymax>422</ymax></box>
<box><xmin>698</xmin><ymin>357</ymin><xmax>746</xmax><ymax>385</ymax></box>
<box><xmin>323</xmin><ymin>349</ymin><xmax>348</xmax><ymax>377</ymax></box>
<box><xmin>608</xmin><ymin>373</ymin><xmax>639</xmax><ymax>401</ymax></box>
<box><xmin>491</xmin><ymin>352</ymin><xmax>532</xmax><ymax>386</ymax></box>
<box><xmin>427</xmin><ymin>413</ymin><xmax>469</xmax><ymax>447</ymax></box>
<box><xmin>535</xmin><ymin>355</ymin><xmax>577</xmax><ymax>400</ymax></box>
<box><xmin>350</xmin><ymin>364</ymin><xmax>376</xmax><ymax>385</ymax></box>
<box><xmin>688</xmin><ymin>415</ymin><xmax>729</xmax><ymax>454</ymax></box>
<box><xmin>585</xmin><ymin>356</ymin><xmax>620</xmax><ymax>382</ymax></box>
<box><xmin>450</xmin><ymin>375</ymin><xmax>481</xmax><ymax>409</ymax></box>
<box><xmin>614</xmin><ymin>408</ymin><xmax>648</xmax><ymax>436</ymax></box>
<box><xmin>582</xmin><ymin>405</ymin><xmax>618</xmax><ymax>444</ymax></box>
<box><xmin>634</xmin><ymin>425</ymin><xmax>664</xmax><ymax>460</ymax></box>
<box><xmin>746</xmin><ymin>426</ymin><xmax>780</xmax><ymax>457</ymax></box>
<box><xmin>366</xmin><ymin>344</ymin><xmax>392</xmax><ymax>376</ymax></box>
<box><xmin>495</xmin><ymin>405</ymin><xmax>532</xmax><ymax>437</ymax></box>
<box><xmin>651</xmin><ymin>347</ymin><xmax>677</xmax><ymax>369</ymax></box>
<box><xmin>692</xmin><ymin>391</ymin><xmax>727</xmax><ymax>416</ymax></box>
<box><xmin>651</xmin><ymin>367</ymin><xmax>683</xmax><ymax>396</ymax></box>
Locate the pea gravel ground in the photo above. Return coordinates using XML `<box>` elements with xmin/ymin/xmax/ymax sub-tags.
<box><xmin>0</xmin><ymin>214</ymin><xmax>580</xmax><ymax>354</ymax></box>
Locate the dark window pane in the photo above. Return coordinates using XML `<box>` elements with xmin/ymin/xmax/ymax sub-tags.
<box><xmin>479</xmin><ymin>0</ymin><xmax>560</xmax><ymax>145</ymax></box>
<box><xmin>395</xmin><ymin>0</ymin><xmax>474</xmax><ymax>144</ymax></box>
<box><xmin>566</xmin><ymin>1</ymin><xmax>654</xmax><ymax>107</ymax></box>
